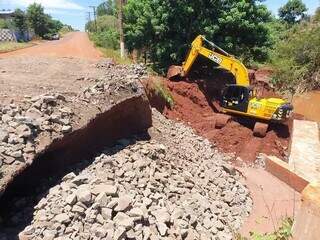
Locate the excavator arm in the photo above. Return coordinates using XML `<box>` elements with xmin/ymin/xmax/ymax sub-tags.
<box><xmin>179</xmin><ymin>35</ymin><xmax>250</xmax><ymax>87</ymax></box>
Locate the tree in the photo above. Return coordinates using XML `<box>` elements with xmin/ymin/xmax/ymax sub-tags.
<box><xmin>0</xmin><ymin>19</ymin><xmax>11</xmax><ymax>29</ymax></box>
<box><xmin>314</xmin><ymin>7</ymin><xmax>320</xmax><ymax>22</ymax></box>
<box><xmin>26</xmin><ymin>3</ymin><xmax>48</xmax><ymax>37</ymax></box>
<box><xmin>279</xmin><ymin>0</ymin><xmax>308</xmax><ymax>24</ymax></box>
<box><xmin>13</xmin><ymin>9</ymin><xmax>28</xmax><ymax>34</ymax></box>
<box><xmin>97</xmin><ymin>0</ymin><xmax>116</xmax><ymax>16</ymax></box>
<box><xmin>124</xmin><ymin>0</ymin><xmax>272</xmax><ymax>73</ymax></box>
<box><xmin>26</xmin><ymin>3</ymin><xmax>63</xmax><ymax>38</ymax></box>
<box><xmin>271</xmin><ymin>16</ymin><xmax>320</xmax><ymax>93</ymax></box>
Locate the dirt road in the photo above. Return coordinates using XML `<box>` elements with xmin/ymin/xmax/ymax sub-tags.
<box><xmin>0</xmin><ymin>32</ymin><xmax>102</xmax><ymax>60</ymax></box>
<box><xmin>0</xmin><ymin>32</ymin><xmax>104</xmax><ymax>103</ymax></box>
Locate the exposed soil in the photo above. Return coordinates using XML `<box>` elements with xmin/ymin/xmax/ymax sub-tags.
<box><xmin>145</xmin><ymin>77</ymin><xmax>292</xmax><ymax>163</ymax></box>
<box><xmin>293</xmin><ymin>90</ymin><xmax>320</xmax><ymax>122</ymax></box>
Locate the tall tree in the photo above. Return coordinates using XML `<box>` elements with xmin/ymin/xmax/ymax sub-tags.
<box><xmin>26</xmin><ymin>3</ymin><xmax>48</xmax><ymax>37</ymax></box>
<box><xmin>279</xmin><ymin>0</ymin><xmax>308</xmax><ymax>24</ymax></box>
<box><xmin>97</xmin><ymin>0</ymin><xmax>116</xmax><ymax>16</ymax></box>
<box><xmin>124</xmin><ymin>0</ymin><xmax>272</xmax><ymax>73</ymax></box>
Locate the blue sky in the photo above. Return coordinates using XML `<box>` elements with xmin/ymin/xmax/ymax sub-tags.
<box><xmin>0</xmin><ymin>0</ymin><xmax>319</xmax><ymax>31</ymax></box>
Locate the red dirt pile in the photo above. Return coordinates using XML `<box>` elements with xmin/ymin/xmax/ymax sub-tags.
<box><xmin>145</xmin><ymin>77</ymin><xmax>292</xmax><ymax>163</ymax></box>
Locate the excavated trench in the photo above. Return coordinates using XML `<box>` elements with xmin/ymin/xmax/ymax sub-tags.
<box><xmin>0</xmin><ymin>93</ymin><xmax>152</xmax><ymax>236</ymax></box>
<box><xmin>144</xmin><ymin>63</ymin><xmax>293</xmax><ymax>164</ymax></box>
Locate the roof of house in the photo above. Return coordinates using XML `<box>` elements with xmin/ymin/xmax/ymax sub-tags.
<box><xmin>0</xmin><ymin>10</ymin><xmax>14</xmax><ymax>16</ymax></box>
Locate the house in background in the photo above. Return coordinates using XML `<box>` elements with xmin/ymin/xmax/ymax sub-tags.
<box><xmin>0</xmin><ymin>9</ymin><xmax>14</xmax><ymax>20</ymax></box>
<box><xmin>0</xmin><ymin>9</ymin><xmax>34</xmax><ymax>42</ymax></box>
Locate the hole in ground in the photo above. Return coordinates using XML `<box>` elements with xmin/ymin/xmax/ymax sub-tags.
<box><xmin>0</xmin><ymin>95</ymin><xmax>152</xmax><ymax>238</ymax></box>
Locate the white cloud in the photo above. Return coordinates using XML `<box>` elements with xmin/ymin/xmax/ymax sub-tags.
<box><xmin>45</xmin><ymin>8</ymin><xmax>85</xmax><ymax>17</ymax></box>
<box><xmin>2</xmin><ymin>0</ymin><xmax>85</xmax><ymax>10</ymax></box>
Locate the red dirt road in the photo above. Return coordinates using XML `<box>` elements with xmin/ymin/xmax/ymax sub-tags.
<box><xmin>0</xmin><ymin>32</ymin><xmax>102</xmax><ymax>60</ymax></box>
<box><xmin>0</xmin><ymin>32</ymin><xmax>104</xmax><ymax>103</ymax></box>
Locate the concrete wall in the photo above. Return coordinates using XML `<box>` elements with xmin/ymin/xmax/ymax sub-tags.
<box><xmin>0</xmin><ymin>29</ymin><xmax>34</xmax><ymax>42</ymax></box>
<box><xmin>0</xmin><ymin>29</ymin><xmax>16</xmax><ymax>42</ymax></box>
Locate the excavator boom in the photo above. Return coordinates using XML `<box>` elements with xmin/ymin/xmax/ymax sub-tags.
<box><xmin>167</xmin><ymin>35</ymin><xmax>250</xmax><ymax>86</ymax></box>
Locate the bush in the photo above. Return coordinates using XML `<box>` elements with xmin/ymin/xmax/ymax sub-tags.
<box><xmin>90</xmin><ymin>29</ymin><xmax>119</xmax><ymax>50</ymax></box>
<box><xmin>0</xmin><ymin>19</ymin><xmax>12</xmax><ymax>29</ymax></box>
<box><xmin>236</xmin><ymin>218</ymin><xmax>293</xmax><ymax>240</ymax></box>
<box><xmin>153</xmin><ymin>79</ymin><xmax>174</xmax><ymax>109</ymax></box>
<box><xmin>124</xmin><ymin>0</ymin><xmax>272</xmax><ymax>74</ymax></box>
<box><xmin>59</xmin><ymin>25</ymin><xmax>73</xmax><ymax>36</ymax></box>
<box><xmin>271</xmin><ymin>19</ymin><xmax>320</xmax><ymax>93</ymax></box>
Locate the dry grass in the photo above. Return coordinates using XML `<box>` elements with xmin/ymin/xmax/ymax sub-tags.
<box><xmin>0</xmin><ymin>41</ymin><xmax>34</xmax><ymax>53</ymax></box>
<box><xmin>97</xmin><ymin>47</ymin><xmax>132</xmax><ymax>65</ymax></box>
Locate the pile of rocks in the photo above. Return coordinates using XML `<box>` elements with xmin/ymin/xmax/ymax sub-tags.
<box><xmin>81</xmin><ymin>64</ymin><xmax>147</xmax><ymax>102</ymax></box>
<box><xmin>0</xmin><ymin>94</ymin><xmax>73</xmax><ymax>183</ymax></box>
<box><xmin>18</xmin><ymin>110</ymin><xmax>252</xmax><ymax>240</ymax></box>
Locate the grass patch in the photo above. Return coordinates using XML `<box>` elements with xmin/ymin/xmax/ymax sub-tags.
<box><xmin>97</xmin><ymin>47</ymin><xmax>132</xmax><ymax>65</ymax></box>
<box><xmin>0</xmin><ymin>41</ymin><xmax>33</xmax><ymax>53</ymax></box>
<box><xmin>235</xmin><ymin>218</ymin><xmax>293</xmax><ymax>240</ymax></box>
<box><xmin>152</xmin><ymin>78</ymin><xmax>174</xmax><ymax>109</ymax></box>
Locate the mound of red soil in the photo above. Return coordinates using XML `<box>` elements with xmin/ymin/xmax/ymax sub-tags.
<box><xmin>150</xmin><ymin>79</ymin><xmax>293</xmax><ymax>163</ymax></box>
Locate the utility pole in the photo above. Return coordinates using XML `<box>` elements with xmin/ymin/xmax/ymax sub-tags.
<box><xmin>89</xmin><ymin>6</ymin><xmax>97</xmax><ymax>32</ymax></box>
<box><xmin>118</xmin><ymin>0</ymin><xmax>125</xmax><ymax>58</ymax></box>
<box><xmin>86</xmin><ymin>12</ymin><xmax>91</xmax><ymax>32</ymax></box>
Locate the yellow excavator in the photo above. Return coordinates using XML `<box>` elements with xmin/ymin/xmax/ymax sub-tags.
<box><xmin>167</xmin><ymin>35</ymin><xmax>293</xmax><ymax>137</ymax></box>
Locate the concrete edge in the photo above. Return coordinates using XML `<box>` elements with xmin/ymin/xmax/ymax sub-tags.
<box><xmin>264</xmin><ymin>155</ymin><xmax>309</xmax><ymax>193</ymax></box>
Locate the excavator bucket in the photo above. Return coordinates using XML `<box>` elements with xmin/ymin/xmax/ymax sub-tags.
<box><xmin>167</xmin><ymin>65</ymin><xmax>183</xmax><ymax>80</ymax></box>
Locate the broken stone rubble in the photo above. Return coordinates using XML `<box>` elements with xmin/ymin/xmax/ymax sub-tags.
<box><xmin>0</xmin><ymin>93</ymin><xmax>74</xmax><ymax>188</ymax></box>
<box><xmin>0</xmin><ymin>63</ymin><xmax>149</xmax><ymax>198</ymax></box>
<box><xmin>15</xmin><ymin>109</ymin><xmax>252</xmax><ymax>240</ymax></box>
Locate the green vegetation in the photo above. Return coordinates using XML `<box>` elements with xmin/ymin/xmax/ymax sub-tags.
<box><xmin>154</xmin><ymin>80</ymin><xmax>174</xmax><ymax>109</ymax></box>
<box><xmin>58</xmin><ymin>25</ymin><xmax>74</xmax><ymax>37</ymax></box>
<box><xmin>87</xmin><ymin>0</ymin><xmax>320</xmax><ymax>94</ymax></box>
<box><xmin>26</xmin><ymin>3</ymin><xmax>64</xmax><ymax>39</ymax></box>
<box><xmin>90</xmin><ymin>29</ymin><xmax>119</xmax><ymax>49</ymax></box>
<box><xmin>147</xmin><ymin>78</ymin><xmax>174</xmax><ymax>109</ymax></box>
<box><xmin>0</xmin><ymin>42</ymin><xmax>33</xmax><ymax>53</ymax></box>
<box><xmin>124</xmin><ymin>0</ymin><xmax>272</xmax><ymax>73</ymax></box>
<box><xmin>86</xmin><ymin>1</ymin><xmax>124</xmax><ymax>62</ymax></box>
<box><xmin>279</xmin><ymin>0</ymin><xmax>308</xmax><ymax>24</ymax></box>
<box><xmin>236</xmin><ymin>218</ymin><xmax>293</xmax><ymax>240</ymax></box>
<box><xmin>97</xmin><ymin>0</ymin><xmax>116</xmax><ymax>17</ymax></box>
<box><xmin>0</xmin><ymin>3</ymin><xmax>70</xmax><ymax>40</ymax></box>
<box><xmin>271</xmin><ymin>8</ymin><xmax>320</xmax><ymax>94</ymax></box>
<box><xmin>0</xmin><ymin>18</ymin><xmax>12</xmax><ymax>29</ymax></box>
<box><xmin>12</xmin><ymin>9</ymin><xmax>28</xmax><ymax>34</ymax></box>
<box><xmin>97</xmin><ymin>47</ymin><xmax>132</xmax><ymax>65</ymax></box>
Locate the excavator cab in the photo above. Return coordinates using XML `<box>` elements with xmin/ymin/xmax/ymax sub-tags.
<box><xmin>221</xmin><ymin>85</ymin><xmax>250</xmax><ymax>113</ymax></box>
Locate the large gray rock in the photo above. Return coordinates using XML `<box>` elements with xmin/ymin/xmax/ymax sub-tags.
<box><xmin>0</xmin><ymin>129</ymin><xmax>9</xmax><ymax>142</ymax></box>
<box><xmin>54</xmin><ymin>213</ymin><xmax>71</xmax><ymax>224</ymax></box>
<box><xmin>76</xmin><ymin>189</ymin><xmax>92</xmax><ymax>205</ymax></box>
<box><xmin>92</xmin><ymin>184</ymin><xmax>118</xmax><ymax>196</ymax></box>
<box><xmin>114</xmin><ymin>196</ymin><xmax>132</xmax><ymax>212</ymax></box>
<box><xmin>114</xmin><ymin>212</ymin><xmax>134</xmax><ymax>229</ymax></box>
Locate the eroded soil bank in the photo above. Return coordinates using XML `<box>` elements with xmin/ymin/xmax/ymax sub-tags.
<box><xmin>145</xmin><ymin>77</ymin><xmax>294</xmax><ymax>163</ymax></box>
